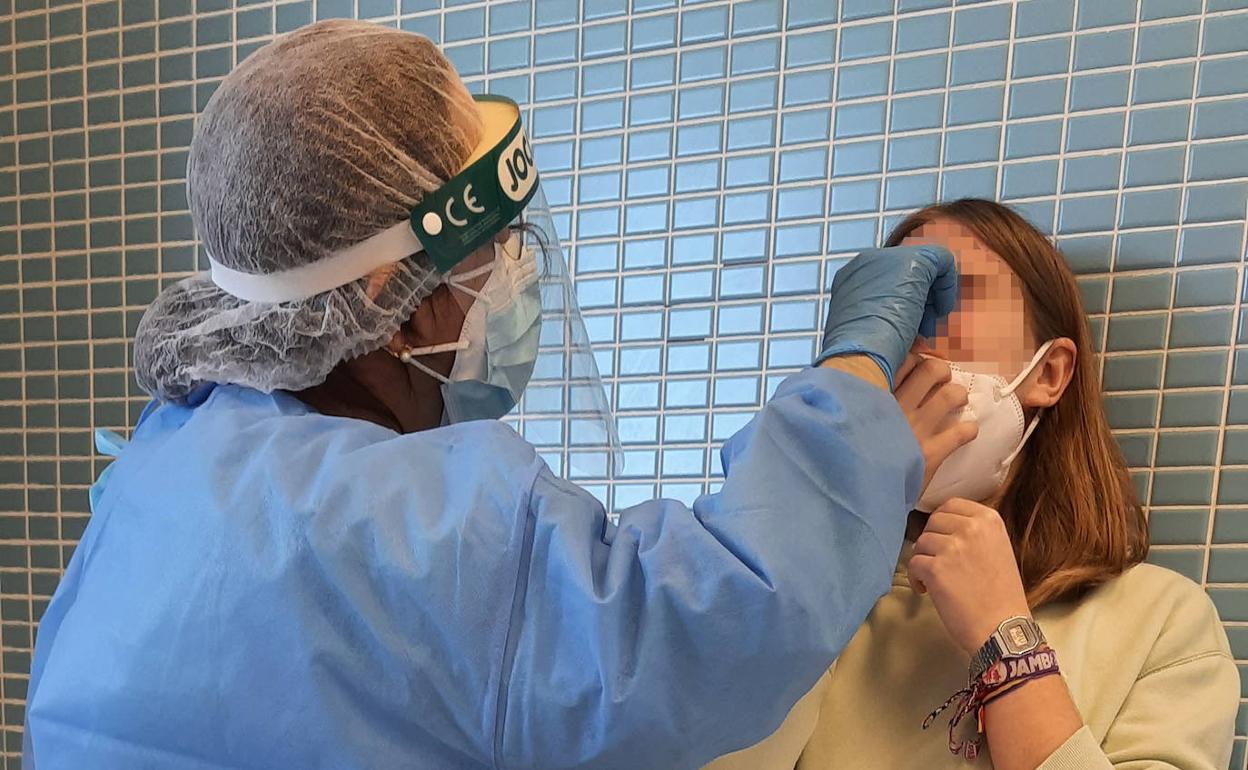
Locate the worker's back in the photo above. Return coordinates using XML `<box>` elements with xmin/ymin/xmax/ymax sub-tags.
<box><xmin>25</xmin><ymin>384</ymin><xmax>537</xmax><ymax>770</ymax></box>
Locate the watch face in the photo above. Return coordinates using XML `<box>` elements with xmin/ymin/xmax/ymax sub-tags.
<box><xmin>1001</xmin><ymin>618</ymin><xmax>1038</xmax><ymax>653</ymax></box>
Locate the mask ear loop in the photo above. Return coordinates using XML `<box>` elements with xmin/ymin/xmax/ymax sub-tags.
<box><xmin>996</xmin><ymin>339</ymin><xmax>1058</xmax><ymax>468</ymax></box>
<box><xmin>994</xmin><ymin>339</ymin><xmax>1057</xmax><ymax>400</ymax></box>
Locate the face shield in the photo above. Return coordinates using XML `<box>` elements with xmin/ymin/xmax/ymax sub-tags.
<box><xmin>206</xmin><ymin>95</ymin><xmax>620</xmax><ymax>478</ymax></box>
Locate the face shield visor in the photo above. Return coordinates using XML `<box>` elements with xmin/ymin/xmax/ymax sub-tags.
<box><xmin>206</xmin><ymin>95</ymin><xmax>620</xmax><ymax>479</ymax></box>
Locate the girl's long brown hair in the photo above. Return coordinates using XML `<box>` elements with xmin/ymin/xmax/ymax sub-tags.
<box><xmin>886</xmin><ymin>199</ymin><xmax>1148</xmax><ymax>606</ymax></box>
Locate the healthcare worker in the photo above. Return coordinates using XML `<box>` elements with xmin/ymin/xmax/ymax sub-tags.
<box><xmin>24</xmin><ymin>21</ymin><xmax>961</xmax><ymax>770</ymax></box>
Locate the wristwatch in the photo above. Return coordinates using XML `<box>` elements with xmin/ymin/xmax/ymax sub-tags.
<box><xmin>969</xmin><ymin>616</ymin><xmax>1046</xmax><ymax>682</ymax></box>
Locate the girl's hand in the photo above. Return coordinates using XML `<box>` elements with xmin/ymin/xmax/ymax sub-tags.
<box><xmin>893</xmin><ymin>353</ymin><xmax>978</xmax><ymax>489</ymax></box>
<box><xmin>907</xmin><ymin>498</ymin><xmax>1032</xmax><ymax>656</ymax></box>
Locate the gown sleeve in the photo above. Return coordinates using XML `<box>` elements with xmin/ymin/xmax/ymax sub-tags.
<box><xmin>493</xmin><ymin>366</ymin><xmax>924</xmax><ymax>770</ymax></box>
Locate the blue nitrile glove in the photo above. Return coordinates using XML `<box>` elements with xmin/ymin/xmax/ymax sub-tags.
<box><xmin>816</xmin><ymin>245</ymin><xmax>958</xmax><ymax>388</ymax></box>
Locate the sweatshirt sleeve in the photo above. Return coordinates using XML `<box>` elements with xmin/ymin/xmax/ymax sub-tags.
<box><xmin>1038</xmin><ymin>576</ymin><xmax>1239</xmax><ymax>770</ymax></box>
<box><xmin>1038</xmin><ymin>650</ymin><xmax>1238</xmax><ymax>770</ymax></box>
<box><xmin>495</xmin><ymin>367</ymin><xmax>925</xmax><ymax>770</ymax></box>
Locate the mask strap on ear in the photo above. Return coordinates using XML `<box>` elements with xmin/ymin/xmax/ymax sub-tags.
<box><xmin>999</xmin><ymin>339</ymin><xmax>1057</xmax><ymax>398</ymax></box>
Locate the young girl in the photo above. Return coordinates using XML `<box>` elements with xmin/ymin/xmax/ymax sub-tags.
<box><xmin>707</xmin><ymin>199</ymin><xmax>1238</xmax><ymax>769</ymax></box>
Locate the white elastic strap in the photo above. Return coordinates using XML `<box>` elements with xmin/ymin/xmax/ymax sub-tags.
<box><xmin>208</xmin><ymin>221</ymin><xmax>424</xmax><ymax>304</ymax></box>
<box><xmin>403</xmin><ymin>356</ymin><xmax>451</xmax><ymax>385</ymax></box>
<box><xmin>999</xmin><ymin>339</ymin><xmax>1057</xmax><ymax>398</ymax></box>
<box><xmin>997</xmin><ymin>339</ymin><xmax>1056</xmax><ymax>468</ymax></box>
<box><xmin>406</xmin><ymin>341</ymin><xmax>466</xmax><ymax>356</ymax></box>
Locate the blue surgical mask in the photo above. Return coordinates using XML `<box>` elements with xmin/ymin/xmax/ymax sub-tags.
<box><xmin>399</xmin><ymin>235</ymin><xmax>542</xmax><ymax>422</ymax></box>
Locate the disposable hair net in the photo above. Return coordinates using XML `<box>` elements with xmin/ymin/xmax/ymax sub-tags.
<box><xmin>134</xmin><ymin>20</ymin><xmax>485</xmax><ymax>401</ymax></box>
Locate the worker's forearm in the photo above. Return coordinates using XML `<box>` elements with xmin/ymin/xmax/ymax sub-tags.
<box><xmin>819</xmin><ymin>354</ymin><xmax>889</xmax><ymax>391</ymax></box>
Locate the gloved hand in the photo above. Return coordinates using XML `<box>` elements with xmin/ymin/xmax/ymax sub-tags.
<box><xmin>816</xmin><ymin>245</ymin><xmax>958</xmax><ymax>388</ymax></box>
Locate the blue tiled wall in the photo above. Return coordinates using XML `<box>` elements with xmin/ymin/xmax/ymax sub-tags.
<box><xmin>1</xmin><ymin>0</ymin><xmax>1247</xmax><ymax>766</ymax></box>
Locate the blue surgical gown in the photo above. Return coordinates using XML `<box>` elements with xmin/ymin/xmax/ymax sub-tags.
<box><xmin>25</xmin><ymin>367</ymin><xmax>921</xmax><ymax>770</ymax></box>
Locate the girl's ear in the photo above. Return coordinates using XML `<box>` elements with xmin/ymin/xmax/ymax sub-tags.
<box><xmin>1017</xmin><ymin>337</ymin><xmax>1076</xmax><ymax>409</ymax></box>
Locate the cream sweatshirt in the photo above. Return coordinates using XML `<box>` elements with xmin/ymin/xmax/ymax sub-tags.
<box><xmin>705</xmin><ymin>544</ymin><xmax>1239</xmax><ymax>770</ymax></box>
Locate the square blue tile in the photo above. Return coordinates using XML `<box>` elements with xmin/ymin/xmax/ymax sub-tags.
<box><xmin>951</xmin><ymin>45</ymin><xmax>1006</xmax><ymax>87</ymax></box>
<box><xmin>1062</xmin><ymin>153</ymin><xmax>1121</xmax><ymax>194</ymax></box>
<box><xmin>1077</xmin><ymin>0</ymin><xmax>1137</xmax><ymax>28</ymax></box>
<box><xmin>681</xmin><ymin>6</ymin><xmax>727</xmax><ymax>44</ymax></box>
<box><xmin>1185</xmin><ymin>182</ymin><xmax>1248</xmax><ymax>225</ymax></box>
<box><xmin>1013</xmin><ymin>37</ymin><xmax>1070</xmax><ymax>79</ymax></box>
<box><xmin>837</xmin><ymin>62</ymin><xmax>889</xmax><ymax>100</ymax></box>
<box><xmin>731</xmin><ymin>0</ymin><xmax>781</xmax><ymax>37</ymax></box>
<box><xmin>832</xmin><ymin>140</ymin><xmax>883</xmax><ymax>177</ymax></box>
<box><xmin>788</xmin><ymin>0</ymin><xmax>836</xmax><ymax>29</ymax></box>
<box><xmin>1008</xmin><ymin>78</ymin><xmax>1067</xmax><ymax>120</ymax></box>
<box><xmin>1003</xmin><ymin>119</ymin><xmax>1063</xmax><ymax>160</ymax></box>
<box><xmin>1175</xmin><ymin>268</ymin><xmax>1239</xmax><ymax>308</ymax></box>
<box><xmin>632</xmin><ymin>13</ymin><xmax>676</xmax><ymax>51</ymax></box>
<box><xmin>1151</xmin><ymin>468</ymin><xmax>1214</xmax><ymax>505</ymax></box>
<box><xmin>841</xmin><ymin>0</ymin><xmax>893</xmax><ymax>21</ymax></box>
<box><xmin>1225</xmin><ymin>431</ymin><xmax>1248</xmax><ymax>465</ymax></box>
<box><xmin>1103</xmin><ymin>353</ymin><xmax>1164</xmax><ymax>390</ymax></box>
<box><xmin>1193</xmin><ymin>98</ymin><xmax>1248</xmax><ymax>141</ymax></box>
<box><xmin>946</xmin><ymin>85</ymin><xmax>1003</xmax><ymax>126</ymax></box>
<box><xmin>1123</xmin><ymin>146</ymin><xmax>1185</xmax><ymax>188</ymax></box>
<box><xmin>1058</xmin><ymin>193</ymin><xmax>1117</xmax><ymax>234</ymax></box>
<box><xmin>1166</xmin><ymin>350</ymin><xmax>1230</xmax><ymax>388</ymax></box>
<box><xmin>1151</xmin><ymin>508</ymin><xmax>1210</xmax><ymax>545</ymax></box>
<box><xmin>784</xmin><ymin>30</ymin><xmax>833</xmax><ymax>69</ymax></box>
<box><xmin>938</xmin><ymin>165</ymin><xmax>993</xmax><ymax>200</ymax></box>
<box><xmin>829</xmin><ymin>179</ymin><xmax>882</xmax><ymax>215</ymax></box>
<box><xmin>1074</xmin><ymin>28</ymin><xmax>1134</xmax><ymax>70</ymax></box>
<box><xmin>1179</xmin><ymin>225</ymin><xmax>1246</xmax><ymax>266</ymax></box>
<box><xmin>1202</xmin><ymin>12</ymin><xmax>1248</xmax><ymax>55</ymax></box>
<box><xmin>890</xmin><ymin>94</ymin><xmax>944</xmax><ymax>132</ymax></box>
<box><xmin>783</xmin><ymin>71</ymin><xmax>832</xmax><ymax>107</ymax></box>
<box><xmin>1208</xmin><ymin>588</ymin><xmax>1248</xmax><ymax>621</ymax></box>
<box><xmin>1189</xmin><ymin>139</ymin><xmax>1248</xmax><ymax>183</ymax></box>
<box><xmin>943</xmin><ymin>126</ymin><xmax>1000</xmax><ymax>165</ymax></box>
<box><xmin>1156</xmin><ymin>430</ymin><xmax>1219</xmax><ymax>466</ymax></box>
<box><xmin>1070</xmin><ymin>71</ymin><xmax>1130</xmax><ymax>111</ymax></box>
<box><xmin>1120</xmin><ymin>188</ymin><xmax>1182</xmax><ymax>229</ymax></box>
<box><xmin>1139</xmin><ymin>19</ymin><xmax>1200</xmax><ymax>63</ymax></box>
<box><xmin>834</xmin><ymin>101</ymin><xmax>885</xmax><ymax>139</ymax></box>
<box><xmin>896</xmin><ymin>12</ymin><xmax>950</xmax><ymax>54</ymax></box>
<box><xmin>1209</xmin><ymin>527</ymin><xmax>1248</xmax><ymax>587</ymax></box>
<box><xmin>1116</xmin><ymin>431</ymin><xmax>1155</xmax><ymax>467</ymax></box>
<box><xmin>1132</xmin><ymin>62</ymin><xmax>1196</xmax><ymax>105</ymax></box>
<box><xmin>582</xmin><ymin>21</ymin><xmax>626</xmax><ymax>58</ymax></box>
<box><xmin>1171</xmin><ymin>309</ymin><xmax>1234</xmax><ymax>348</ymax></box>
<box><xmin>1002</xmin><ymin>159</ymin><xmax>1058</xmax><ymax>199</ymax></box>
<box><xmin>953</xmin><ymin>2</ymin><xmax>1011</xmax><ymax>44</ymax></box>
<box><xmin>1106</xmin><ymin>312</ymin><xmax>1168</xmax><ymax>351</ymax></box>
<box><xmin>1221</xmin><ymin>470</ymin><xmax>1248</xmax><ymax>505</ymax></box>
<box><xmin>1015</xmin><ymin>0</ymin><xmax>1075</xmax><ymax>37</ymax></box>
<box><xmin>1145</xmin><ymin>548</ymin><xmax>1206</xmax><ymax>582</ymax></box>
<box><xmin>1066</xmin><ymin>112</ymin><xmax>1126</xmax><ymax>152</ymax></box>
<box><xmin>884</xmin><ymin>173</ymin><xmax>937</xmax><ymax>211</ymax></box>
<box><xmin>1141</xmin><ymin>0</ymin><xmax>1202</xmax><ymax>20</ymax></box>
<box><xmin>839</xmin><ymin>20</ymin><xmax>893</xmax><ymax>61</ymax></box>
<box><xmin>1110</xmin><ymin>273</ymin><xmax>1173</xmax><ymax>312</ymax></box>
<box><xmin>888</xmin><ymin>134</ymin><xmax>941</xmax><ymax>172</ymax></box>
<box><xmin>892</xmin><ymin>52</ymin><xmax>948</xmax><ymax>93</ymax></box>
<box><xmin>1161</xmin><ymin>390</ymin><xmax>1226</xmax><ymax>428</ymax></box>
<box><xmin>1198</xmin><ymin>54</ymin><xmax>1248</xmax><ymax>98</ymax></box>
<box><xmin>733</xmin><ymin>38</ymin><xmax>780</xmax><ymax>75</ymax></box>
<box><xmin>1128</xmin><ymin>104</ymin><xmax>1190</xmax><ymax>145</ymax></box>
